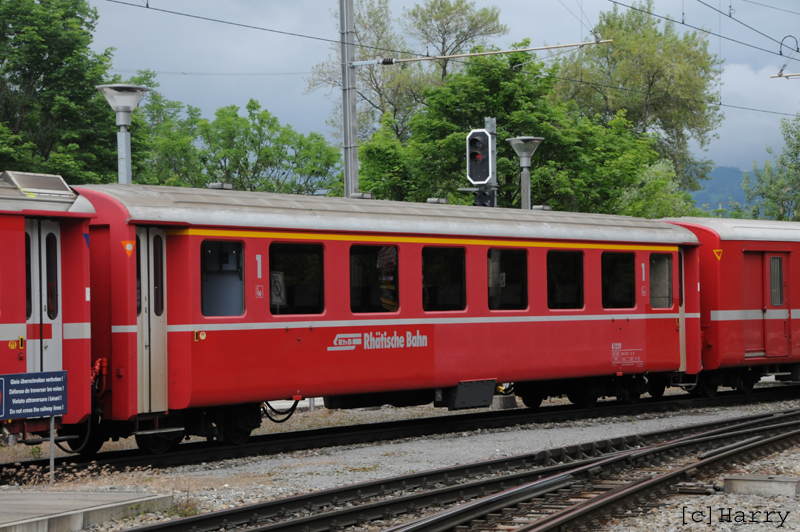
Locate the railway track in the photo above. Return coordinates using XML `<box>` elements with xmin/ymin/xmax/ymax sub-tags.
<box><xmin>1</xmin><ymin>385</ymin><xmax>797</xmax><ymax>480</ymax></box>
<box><xmin>111</xmin><ymin>407</ymin><xmax>800</xmax><ymax>532</ymax></box>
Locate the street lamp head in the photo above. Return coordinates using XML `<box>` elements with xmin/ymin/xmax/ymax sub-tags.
<box><xmin>506</xmin><ymin>136</ymin><xmax>544</xmax><ymax>168</ymax></box>
<box><xmin>96</xmin><ymin>84</ymin><xmax>149</xmax><ymax>127</ymax></box>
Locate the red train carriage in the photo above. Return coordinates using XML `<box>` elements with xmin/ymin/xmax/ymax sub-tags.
<box><xmin>71</xmin><ymin>184</ymin><xmax>701</xmax><ymax>453</ymax></box>
<box><xmin>0</xmin><ymin>172</ymin><xmax>94</xmax><ymax>443</ymax></box>
<box><xmin>667</xmin><ymin>218</ymin><xmax>800</xmax><ymax>395</ymax></box>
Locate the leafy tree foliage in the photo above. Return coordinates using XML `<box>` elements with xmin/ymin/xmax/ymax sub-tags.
<box><xmin>614</xmin><ymin>160</ymin><xmax>698</xmax><ymax>219</ymax></box>
<box><xmin>0</xmin><ymin>0</ymin><xmax>116</xmax><ymax>183</ymax></box>
<box><xmin>132</xmin><ymin>73</ymin><xmax>340</xmax><ymax>194</ymax></box>
<box><xmin>307</xmin><ymin>0</ymin><xmax>507</xmax><ymax>142</ymax></box>
<box><xmin>402</xmin><ymin>0</ymin><xmax>507</xmax><ymax>81</ymax></box>
<box><xmin>738</xmin><ymin>113</ymin><xmax>800</xmax><ymax>221</ymax></box>
<box><xmin>359</xmin><ymin>45</ymin><xmax>690</xmax><ymax>217</ymax></box>
<box><xmin>551</xmin><ymin>0</ymin><xmax>722</xmax><ymax>191</ymax></box>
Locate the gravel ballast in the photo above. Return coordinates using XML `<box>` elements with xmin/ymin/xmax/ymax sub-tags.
<box><xmin>3</xmin><ymin>397</ymin><xmax>800</xmax><ymax>531</ymax></box>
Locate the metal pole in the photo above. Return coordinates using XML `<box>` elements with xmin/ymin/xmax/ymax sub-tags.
<box><xmin>521</xmin><ymin>167</ymin><xmax>531</xmax><ymax>210</ymax></box>
<box><xmin>340</xmin><ymin>0</ymin><xmax>358</xmax><ymax>198</ymax></box>
<box><xmin>49</xmin><ymin>416</ymin><xmax>55</xmax><ymax>486</ymax></box>
<box><xmin>484</xmin><ymin>117</ymin><xmax>497</xmax><ymax>207</ymax></box>
<box><xmin>118</xmin><ymin>126</ymin><xmax>132</xmax><ymax>185</ymax></box>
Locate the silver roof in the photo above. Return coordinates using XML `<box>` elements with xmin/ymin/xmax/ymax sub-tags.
<box><xmin>0</xmin><ymin>171</ymin><xmax>95</xmax><ymax>214</ymax></box>
<box><xmin>665</xmin><ymin>217</ymin><xmax>800</xmax><ymax>242</ymax></box>
<box><xmin>76</xmin><ymin>184</ymin><xmax>698</xmax><ymax>245</ymax></box>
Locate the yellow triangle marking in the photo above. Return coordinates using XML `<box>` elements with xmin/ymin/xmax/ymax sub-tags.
<box><xmin>713</xmin><ymin>249</ymin><xmax>723</xmax><ymax>261</ymax></box>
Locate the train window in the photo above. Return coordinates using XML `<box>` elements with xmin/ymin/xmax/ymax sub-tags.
<box><xmin>201</xmin><ymin>241</ymin><xmax>245</xmax><ymax>317</ymax></box>
<box><xmin>153</xmin><ymin>235</ymin><xmax>164</xmax><ymax>317</ymax></box>
<box><xmin>771</xmin><ymin>257</ymin><xmax>783</xmax><ymax>306</ymax></box>
<box><xmin>547</xmin><ymin>251</ymin><xmax>584</xmax><ymax>309</ymax></box>
<box><xmin>350</xmin><ymin>245</ymin><xmax>398</xmax><ymax>313</ymax></box>
<box><xmin>422</xmin><ymin>247</ymin><xmax>466</xmax><ymax>311</ymax></box>
<box><xmin>269</xmin><ymin>243</ymin><xmax>324</xmax><ymax>315</ymax></box>
<box><xmin>26</xmin><ymin>233</ymin><xmax>31</xmax><ymax>320</ymax></box>
<box><xmin>602</xmin><ymin>252</ymin><xmax>635</xmax><ymax>309</ymax></box>
<box><xmin>488</xmin><ymin>249</ymin><xmax>527</xmax><ymax>310</ymax></box>
<box><xmin>45</xmin><ymin>233</ymin><xmax>58</xmax><ymax>319</ymax></box>
<box><xmin>649</xmin><ymin>254</ymin><xmax>672</xmax><ymax>309</ymax></box>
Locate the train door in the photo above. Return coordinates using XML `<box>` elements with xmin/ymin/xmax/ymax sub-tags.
<box><xmin>25</xmin><ymin>219</ymin><xmax>63</xmax><ymax>373</ymax></box>
<box><xmin>742</xmin><ymin>252</ymin><xmax>766</xmax><ymax>358</ymax></box>
<box><xmin>135</xmin><ymin>227</ymin><xmax>168</xmax><ymax>413</ymax></box>
<box><xmin>764</xmin><ymin>252</ymin><xmax>790</xmax><ymax>358</ymax></box>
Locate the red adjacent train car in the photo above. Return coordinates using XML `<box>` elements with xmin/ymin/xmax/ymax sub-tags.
<box><xmin>0</xmin><ymin>172</ymin><xmax>94</xmax><ymax>443</ymax></box>
<box><xmin>65</xmin><ymin>184</ymin><xmax>701</xmax><ymax>453</ymax></box>
<box><xmin>667</xmin><ymin>218</ymin><xmax>800</xmax><ymax>395</ymax></box>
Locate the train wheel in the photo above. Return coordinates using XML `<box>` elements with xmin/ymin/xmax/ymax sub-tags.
<box><xmin>737</xmin><ymin>378</ymin><xmax>756</xmax><ymax>395</ymax></box>
<box><xmin>63</xmin><ymin>419</ymin><xmax>105</xmax><ymax>458</ymax></box>
<box><xmin>223</xmin><ymin>425</ymin><xmax>252</xmax><ymax>446</ymax></box>
<box><xmin>520</xmin><ymin>393</ymin><xmax>542</xmax><ymax>410</ymax></box>
<box><xmin>569</xmin><ymin>391</ymin><xmax>597</xmax><ymax>409</ymax></box>
<box><xmin>135</xmin><ymin>432</ymin><xmax>183</xmax><ymax>455</ymax></box>
<box><xmin>700</xmin><ymin>379</ymin><xmax>718</xmax><ymax>398</ymax></box>
<box><xmin>626</xmin><ymin>391</ymin><xmax>640</xmax><ymax>405</ymax></box>
<box><xmin>647</xmin><ymin>378</ymin><xmax>667</xmax><ymax>400</ymax></box>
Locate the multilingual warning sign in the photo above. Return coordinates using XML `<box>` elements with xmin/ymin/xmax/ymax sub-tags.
<box><xmin>0</xmin><ymin>371</ymin><xmax>67</xmax><ymax>421</ymax></box>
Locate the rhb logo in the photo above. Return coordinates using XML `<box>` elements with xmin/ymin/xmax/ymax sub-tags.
<box><xmin>328</xmin><ymin>333</ymin><xmax>362</xmax><ymax>351</ymax></box>
<box><xmin>327</xmin><ymin>330</ymin><xmax>429</xmax><ymax>352</ymax></box>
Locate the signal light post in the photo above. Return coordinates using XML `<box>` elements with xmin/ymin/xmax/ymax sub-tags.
<box><xmin>466</xmin><ymin>128</ymin><xmax>495</xmax><ymax>207</ymax></box>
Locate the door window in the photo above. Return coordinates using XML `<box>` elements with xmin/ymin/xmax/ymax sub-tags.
<box><xmin>770</xmin><ymin>256</ymin><xmax>783</xmax><ymax>306</ymax></box>
<box><xmin>153</xmin><ymin>235</ymin><xmax>164</xmax><ymax>316</ymax></box>
<box><xmin>45</xmin><ymin>233</ymin><xmax>58</xmax><ymax>319</ymax></box>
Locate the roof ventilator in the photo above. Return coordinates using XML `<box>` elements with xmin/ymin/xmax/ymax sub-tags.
<box><xmin>426</xmin><ymin>198</ymin><xmax>448</xmax><ymax>204</ymax></box>
<box><xmin>350</xmin><ymin>192</ymin><xmax>374</xmax><ymax>200</ymax></box>
<box><xmin>0</xmin><ymin>171</ymin><xmax>75</xmax><ymax>199</ymax></box>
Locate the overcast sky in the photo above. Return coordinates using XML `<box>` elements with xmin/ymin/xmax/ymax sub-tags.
<box><xmin>88</xmin><ymin>0</ymin><xmax>800</xmax><ymax>172</ymax></box>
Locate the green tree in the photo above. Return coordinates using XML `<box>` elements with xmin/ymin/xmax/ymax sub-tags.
<box><xmin>360</xmin><ymin>44</ymin><xmax>662</xmax><ymax>213</ymax></box>
<box><xmin>197</xmin><ymin>100</ymin><xmax>340</xmax><ymax>194</ymax></box>
<box><xmin>127</xmin><ymin>71</ymin><xmax>206</xmax><ymax>187</ymax></box>
<box><xmin>739</xmin><ymin>113</ymin><xmax>800</xmax><ymax>220</ymax></box>
<box><xmin>307</xmin><ymin>0</ymin><xmax>426</xmax><ymax>142</ymax></box>
<box><xmin>614</xmin><ymin>159</ymin><xmax>698</xmax><ymax>218</ymax></box>
<box><xmin>358</xmin><ymin>112</ymin><xmax>414</xmax><ymax>200</ymax></box>
<box><xmin>551</xmin><ymin>0</ymin><xmax>723</xmax><ymax>191</ymax></box>
<box><xmin>307</xmin><ymin>0</ymin><xmax>507</xmax><ymax>142</ymax></box>
<box><xmin>402</xmin><ymin>0</ymin><xmax>507</xmax><ymax>81</ymax></box>
<box><xmin>0</xmin><ymin>0</ymin><xmax>116</xmax><ymax>183</ymax></box>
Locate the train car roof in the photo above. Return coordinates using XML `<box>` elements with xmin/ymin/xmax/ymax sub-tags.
<box><xmin>665</xmin><ymin>217</ymin><xmax>800</xmax><ymax>242</ymax></box>
<box><xmin>76</xmin><ymin>184</ymin><xmax>698</xmax><ymax>245</ymax></box>
<box><xmin>0</xmin><ymin>171</ymin><xmax>95</xmax><ymax>215</ymax></box>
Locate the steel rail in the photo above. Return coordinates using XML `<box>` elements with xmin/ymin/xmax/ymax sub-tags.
<box><xmin>386</xmin><ymin>412</ymin><xmax>800</xmax><ymax>532</ymax></box>
<box><xmin>521</xmin><ymin>428</ymin><xmax>800</xmax><ymax>531</ymax></box>
<box><xmin>2</xmin><ymin>385</ymin><xmax>795</xmax><ymax>477</ymax></box>
<box><xmin>126</xmin><ymin>408</ymin><xmax>800</xmax><ymax>532</ymax></box>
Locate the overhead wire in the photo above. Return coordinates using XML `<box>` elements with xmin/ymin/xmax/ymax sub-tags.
<box><xmin>450</xmin><ymin>47</ymin><xmax>795</xmax><ymax>118</ymax></box>
<box><xmin>695</xmin><ymin>0</ymin><xmax>784</xmax><ymax>47</ymax></box>
<box><xmin>103</xmin><ymin>0</ymin><xmax>797</xmax><ymax>118</ymax></box>
<box><xmin>740</xmin><ymin>0</ymin><xmax>800</xmax><ymax>17</ymax></box>
<box><xmin>608</xmin><ymin>0</ymin><xmax>800</xmax><ymax>63</ymax></box>
<box><xmin>110</xmin><ymin>69</ymin><xmax>311</xmax><ymax>76</ymax></box>
<box><xmin>102</xmin><ymin>0</ymin><xmax>422</xmax><ymax>58</ymax></box>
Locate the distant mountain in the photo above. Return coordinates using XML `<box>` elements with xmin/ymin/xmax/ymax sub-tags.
<box><xmin>692</xmin><ymin>166</ymin><xmax>746</xmax><ymax>210</ymax></box>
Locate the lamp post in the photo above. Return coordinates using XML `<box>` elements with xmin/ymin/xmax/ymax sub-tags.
<box><xmin>96</xmin><ymin>84</ymin><xmax>149</xmax><ymax>185</ymax></box>
<box><xmin>506</xmin><ymin>136</ymin><xmax>544</xmax><ymax>210</ymax></box>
